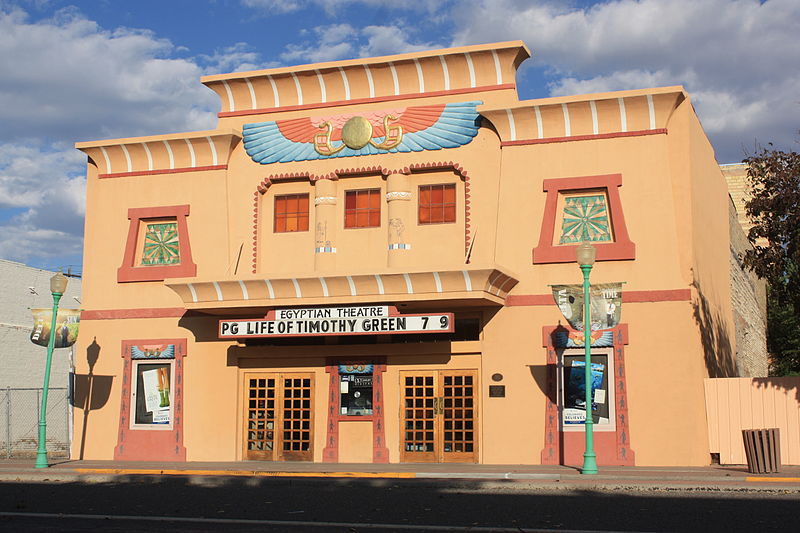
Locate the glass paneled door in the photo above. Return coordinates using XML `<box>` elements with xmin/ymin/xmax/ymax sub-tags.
<box><xmin>244</xmin><ymin>373</ymin><xmax>314</xmax><ymax>461</ymax></box>
<box><xmin>400</xmin><ymin>370</ymin><xmax>478</xmax><ymax>463</ymax></box>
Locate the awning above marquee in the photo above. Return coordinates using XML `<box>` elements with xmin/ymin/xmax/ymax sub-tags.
<box><xmin>164</xmin><ymin>265</ymin><xmax>518</xmax><ymax>313</ymax></box>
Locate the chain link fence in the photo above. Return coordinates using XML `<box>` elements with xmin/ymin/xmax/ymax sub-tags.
<box><xmin>0</xmin><ymin>387</ymin><xmax>70</xmax><ymax>459</ymax></box>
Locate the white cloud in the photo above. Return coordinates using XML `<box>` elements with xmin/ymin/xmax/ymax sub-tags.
<box><xmin>358</xmin><ymin>25</ymin><xmax>434</xmax><ymax>57</ymax></box>
<box><xmin>279</xmin><ymin>21</ymin><xmax>439</xmax><ymax>64</ymax></box>
<box><xmin>281</xmin><ymin>24</ymin><xmax>358</xmax><ymax>63</ymax></box>
<box><xmin>199</xmin><ymin>42</ymin><xmax>278</xmax><ymax>74</ymax></box>
<box><xmin>240</xmin><ymin>0</ymin><xmax>306</xmax><ymax>14</ymax></box>
<box><xmin>0</xmin><ymin>5</ymin><xmax>225</xmax><ymax>266</ymax></box>
<box><xmin>0</xmin><ymin>224</ymin><xmax>84</xmax><ymax>265</ymax></box>
<box><xmin>0</xmin><ymin>7</ymin><xmax>218</xmax><ymax>142</ymax></box>
<box><xmin>0</xmin><ymin>141</ymin><xmax>85</xmax><ymax>210</ymax></box>
<box><xmin>450</xmin><ymin>0</ymin><xmax>800</xmax><ymax>162</ymax></box>
<box><xmin>241</xmin><ymin>0</ymin><xmax>446</xmax><ymax>17</ymax></box>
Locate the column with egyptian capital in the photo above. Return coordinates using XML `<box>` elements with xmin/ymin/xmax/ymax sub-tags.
<box><xmin>386</xmin><ymin>173</ymin><xmax>413</xmax><ymax>268</ymax></box>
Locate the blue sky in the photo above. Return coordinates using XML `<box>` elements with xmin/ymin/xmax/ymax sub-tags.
<box><xmin>0</xmin><ymin>0</ymin><xmax>798</xmax><ymax>272</ymax></box>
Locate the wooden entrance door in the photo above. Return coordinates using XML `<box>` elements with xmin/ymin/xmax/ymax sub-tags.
<box><xmin>244</xmin><ymin>373</ymin><xmax>314</xmax><ymax>461</ymax></box>
<box><xmin>400</xmin><ymin>370</ymin><xmax>478</xmax><ymax>463</ymax></box>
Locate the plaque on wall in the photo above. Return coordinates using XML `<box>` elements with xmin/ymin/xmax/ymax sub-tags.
<box><xmin>489</xmin><ymin>385</ymin><xmax>506</xmax><ymax>398</ymax></box>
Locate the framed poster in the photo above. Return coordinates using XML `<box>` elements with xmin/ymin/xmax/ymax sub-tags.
<box><xmin>560</xmin><ymin>350</ymin><xmax>614</xmax><ymax>429</ymax></box>
<box><xmin>132</xmin><ymin>361</ymin><xmax>174</xmax><ymax>427</ymax></box>
<box><xmin>339</xmin><ymin>364</ymin><xmax>373</xmax><ymax>416</ymax></box>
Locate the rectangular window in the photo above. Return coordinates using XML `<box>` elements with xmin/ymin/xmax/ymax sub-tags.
<box><xmin>274</xmin><ymin>194</ymin><xmax>309</xmax><ymax>233</ymax></box>
<box><xmin>141</xmin><ymin>221</ymin><xmax>180</xmax><ymax>265</ymax></box>
<box><xmin>419</xmin><ymin>184</ymin><xmax>456</xmax><ymax>224</ymax></box>
<box><xmin>132</xmin><ymin>361</ymin><xmax>174</xmax><ymax>427</ymax></box>
<box><xmin>339</xmin><ymin>364</ymin><xmax>373</xmax><ymax>416</ymax></box>
<box><xmin>344</xmin><ymin>189</ymin><xmax>381</xmax><ymax>228</ymax></box>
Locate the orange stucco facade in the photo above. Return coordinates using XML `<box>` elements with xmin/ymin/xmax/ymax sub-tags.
<box><xmin>74</xmin><ymin>41</ymin><xmax>740</xmax><ymax>466</ymax></box>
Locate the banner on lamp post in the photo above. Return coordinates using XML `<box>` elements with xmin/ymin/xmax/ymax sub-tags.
<box><xmin>30</xmin><ymin>308</ymin><xmax>81</xmax><ymax>348</ymax></box>
<box><xmin>551</xmin><ymin>283</ymin><xmax>622</xmax><ymax>332</ymax></box>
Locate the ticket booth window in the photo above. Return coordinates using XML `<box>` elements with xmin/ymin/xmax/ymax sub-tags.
<box><xmin>339</xmin><ymin>364</ymin><xmax>373</xmax><ymax>416</ymax></box>
<box><xmin>559</xmin><ymin>349</ymin><xmax>615</xmax><ymax>430</ymax></box>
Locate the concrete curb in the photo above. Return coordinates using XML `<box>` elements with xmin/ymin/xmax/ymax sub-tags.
<box><xmin>1</xmin><ymin>467</ymin><xmax>799</xmax><ymax>489</ymax></box>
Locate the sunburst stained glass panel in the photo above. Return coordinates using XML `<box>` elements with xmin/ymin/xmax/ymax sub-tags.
<box><xmin>141</xmin><ymin>222</ymin><xmax>180</xmax><ymax>265</ymax></box>
<box><xmin>559</xmin><ymin>194</ymin><xmax>612</xmax><ymax>244</ymax></box>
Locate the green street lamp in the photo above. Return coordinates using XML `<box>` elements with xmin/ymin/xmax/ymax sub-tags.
<box><xmin>576</xmin><ymin>241</ymin><xmax>598</xmax><ymax>475</ymax></box>
<box><xmin>35</xmin><ymin>271</ymin><xmax>68</xmax><ymax>468</ymax></box>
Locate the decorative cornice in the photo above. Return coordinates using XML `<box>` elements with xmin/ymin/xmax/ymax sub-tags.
<box><xmin>75</xmin><ymin>130</ymin><xmax>242</xmax><ymax>177</ymax></box>
<box><xmin>165</xmin><ymin>266</ymin><xmax>518</xmax><ymax>309</ymax></box>
<box><xmin>202</xmin><ymin>41</ymin><xmax>528</xmax><ymax>117</ymax></box>
<box><xmin>479</xmin><ymin>87</ymin><xmax>685</xmax><ymax>144</ymax></box>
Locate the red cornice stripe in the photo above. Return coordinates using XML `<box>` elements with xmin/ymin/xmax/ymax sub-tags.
<box><xmin>218</xmin><ymin>84</ymin><xmax>517</xmax><ymax>118</ymax></box>
<box><xmin>82</xmin><ymin>308</ymin><xmax>186</xmax><ymax>320</ymax></box>
<box><xmin>501</xmin><ymin>128</ymin><xmax>668</xmax><ymax>147</ymax></box>
<box><xmin>623</xmin><ymin>289</ymin><xmax>692</xmax><ymax>303</ymax></box>
<box><xmin>506</xmin><ymin>288</ymin><xmax>691</xmax><ymax>307</ymax></box>
<box><xmin>99</xmin><ymin>165</ymin><xmax>227</xmax><ymax>179</ymax></box>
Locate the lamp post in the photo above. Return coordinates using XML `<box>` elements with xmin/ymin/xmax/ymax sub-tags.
<box><xmin>576</xmin><ymin>241</ymin><xmax>598</xmax><ymax>475</ymax></box>
<box><xmin>35</xmin><ymin>271</ymin><xmax>68</xmax><ymax>468</ymax></box>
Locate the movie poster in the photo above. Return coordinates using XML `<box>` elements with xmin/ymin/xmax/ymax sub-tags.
<box><xmin>30</xmin><ymin>308</ymin><xmax>80</xmax><ymax>348</ymax></box>
<box><xmin>135</xmin><ymin>364</ymin><xmax>171</xmax><ymax>425</ymax></box>
<box><xmin>562</xmin><ymin>355</ymin><xmax>610</xmax><ymax>425</ymax></box>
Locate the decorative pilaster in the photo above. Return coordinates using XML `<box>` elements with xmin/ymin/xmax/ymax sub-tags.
<box><xmin>323</xmin><ymin>362</ymin><xmax>340</xmax><ymax>463</ymax></box>
<box><xmin>386</xmin><ymin>173</ymin><xmax>412</xmax><ymax>268</ymax></box>
<box><xmin>314</xmin><ymin>178</ymin><xmax>337</xmax><ymax>271</ymax></box>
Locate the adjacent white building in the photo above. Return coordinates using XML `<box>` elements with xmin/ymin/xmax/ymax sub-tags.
<box><xmin>0</xmin><ymin>259</ymin><xmax>82</xmax><ymax>388</ymax></box>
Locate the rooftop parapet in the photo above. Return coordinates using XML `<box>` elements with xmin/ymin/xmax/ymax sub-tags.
<box><xmin>201</xmin><ymin>41</ymin><xmax>530</xmax><ymax>118</ymax></box>
<box><xmin>480</xmin><ymin>86</ymin><xmax>686</xmax><ymax>145</ymax></box>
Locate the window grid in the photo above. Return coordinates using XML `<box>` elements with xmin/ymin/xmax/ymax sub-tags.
<box><xmin>403</xmin><ymin>375</ymin><xmax>435</xmax><ymax>452</ymax></box>
<box><xmin>274</xmin><ymin>194</ymin><xmax>310</xmax><ymax>233</ymax></box>
<box><xmin>344</xmin><ymin>189</ymin><xmax>381</xmax><ymax>228</ymax></box>
<box><xmin>419</xmin><ymin>184</ymin><xmax>456</xmax><ymax>224</ymax></box>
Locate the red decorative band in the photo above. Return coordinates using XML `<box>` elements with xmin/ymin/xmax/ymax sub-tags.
<box><xmin>82</xmin><ymin>308</ymin><xmax>186</xmax><ymax>320</ymax></box>
<box><xmin>501</xmin><ymin>129</ymin><xmax>668</xmax><ymax>147</ymax></box>
<box><xmin>99</xmin><ymin>165</ymin><xmax>228</xmax><ymax>179</ymax></box>
<box><xmin>219</xmin><ymin>84</ymin><xmax>516</xmax><ymax>118</ymax></box>
<box><xmin>506</xmin><ymin>288</ymin><xmax>691</xmax><ymax>307</ymax></box>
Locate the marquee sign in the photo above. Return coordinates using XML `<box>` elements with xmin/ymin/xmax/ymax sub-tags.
<box><xmin>219</xmin><ymin>305</ymin><xmax>454</xmax><ymax>339</ymax></box>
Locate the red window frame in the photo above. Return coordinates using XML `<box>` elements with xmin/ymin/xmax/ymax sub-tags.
<box><xmin>274</xmin><ymin>193</ymin><xmax>310</xmax><ymax>233</ymax></box>
<box><xmin>532</xmin><ymin>174</ymin><xmax>635</xmax><ymax>263</ymax></box>
<box><xmin>118</xmin><ymin>205</ymin><xmax>197</xmax><ymax>282</ymax></box>
<box><xmin>419</xmin><ymin>184</ymin><xmax>456</xmax><ymax>224</ymax></box>
<box><xmin>344</xmin><ymin>189</ymin><xmax>381</xmax><ymax>228</ymax></box>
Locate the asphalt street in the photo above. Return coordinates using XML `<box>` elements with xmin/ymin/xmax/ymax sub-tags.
<box><xmin>1</xmin><ymin>476</ymin><xmax>798</xmax><ymax>532</ymax></box>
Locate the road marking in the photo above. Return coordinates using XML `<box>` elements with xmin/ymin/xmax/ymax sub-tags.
<box><xmin>0</xmin><ymin>512</ymin><xmax>662</xmax><ymax>533</ymax></box>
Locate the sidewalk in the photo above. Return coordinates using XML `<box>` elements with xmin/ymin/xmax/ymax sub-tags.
<box><xmin>2</xmin><ymin>459</ymin><xmax>800</xmax><ymax>489</ymax></box>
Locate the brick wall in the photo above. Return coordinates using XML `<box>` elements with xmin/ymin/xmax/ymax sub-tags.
<box><xmin>728</xmin><ymin>197</ymin><xmax>768</xmax><ymax>377</ymax></box>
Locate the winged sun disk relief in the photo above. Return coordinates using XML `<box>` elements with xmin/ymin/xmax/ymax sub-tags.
<box><xmin>242</xmin><ymin>101</ymin><xmax>482</xmax><ymax>164</ymax></box>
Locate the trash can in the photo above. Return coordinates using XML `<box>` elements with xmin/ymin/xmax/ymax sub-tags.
<box><xmin>742</xmin><ymin>428</ymin><xmax>781</xmax><ymax>474</ymax></box>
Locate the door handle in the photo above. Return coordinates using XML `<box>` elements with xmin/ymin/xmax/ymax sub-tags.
<box><xmin>433</xmin><ymin>396</ymin><xmax>445</xmax><ymax>416</ymax></box>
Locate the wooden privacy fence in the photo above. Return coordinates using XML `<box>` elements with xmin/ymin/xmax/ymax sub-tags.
<box><xmin>704</xmin><ymin>377</ymin><xmax>800</xmax><ymax>465</ymax></box>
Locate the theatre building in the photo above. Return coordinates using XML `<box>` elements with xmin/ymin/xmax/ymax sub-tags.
<box><xmin>74</xmin><ymin>41</ymin><xmax>750</xmax><ymax>466</ymax></box>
